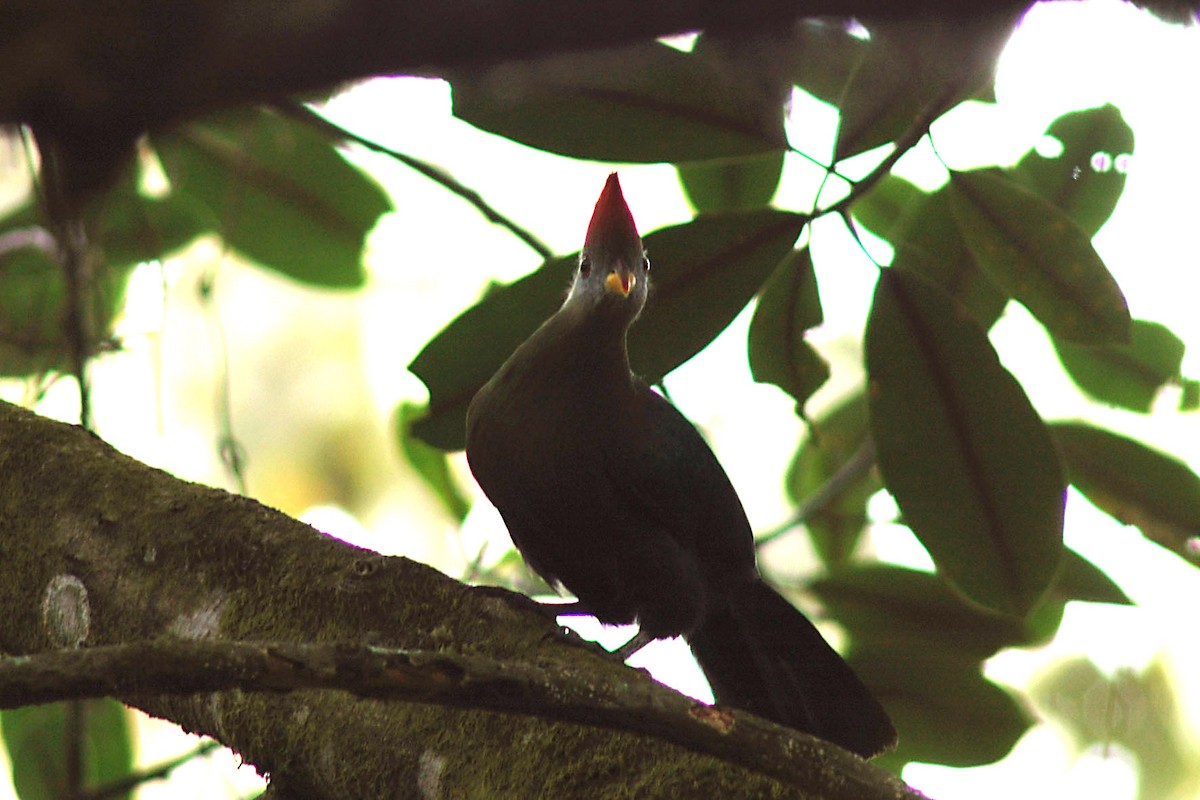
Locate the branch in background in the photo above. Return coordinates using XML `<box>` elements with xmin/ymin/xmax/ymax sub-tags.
<box><xmin>278</xmin><ymin>102</ymin><xmax>555</xmax><ymax>261</ymax></box>
<box><xmin>0</xmin><ymin>638</ymin><xmax>919</xmax><ymax>800</ymax></box>
<box><xmin>79</xmin><ymin>741</ymin><xmax>222</xmax><ymax>800</ymax></box>
<box><xmin>757</xmin><ymin>437</ymin><xmax>877</xmax><ymax>548</ymax></box>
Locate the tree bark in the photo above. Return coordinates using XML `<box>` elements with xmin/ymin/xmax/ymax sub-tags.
<box><xmin>0</xmin><ymin>400</ymin><xmax>923</xmax><ymax>798</ymax></box>
<box><xmin>3</xmin><ymin>0</ymin><xmax>1041</xmax><ymax>134</ymax></box>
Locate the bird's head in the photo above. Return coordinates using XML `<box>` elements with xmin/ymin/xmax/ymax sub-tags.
<box><xmin>567</xmin><ymin>173</ymin><xmax>649</xmax><ymax>325</ymax></box>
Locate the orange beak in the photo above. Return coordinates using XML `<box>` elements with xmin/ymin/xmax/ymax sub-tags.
<box><xmin>605</xmin><ymin>266</ymin><xmax>635</xmax><ymax>297</ymax></box>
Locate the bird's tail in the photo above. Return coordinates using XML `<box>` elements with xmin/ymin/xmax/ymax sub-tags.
<box><xmin>686</xmin><ymin>579</ymin><xmax>896</xmax><ymax>758</ymax></box>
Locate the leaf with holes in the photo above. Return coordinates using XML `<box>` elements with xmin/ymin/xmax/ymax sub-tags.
<box><xmin>410</xmin><ymin>209</ymin><xmax>806</xmax><ymax>450</ymax></box>
<box><xmin>153</xmin><ymin>107</ymin><xmax>391</xmax><ymax>288</ymax></box>
<box><xmin>866</xmin><ymin>269</ymin><xmax>1065</xmax><ymax>616</ymax></box>
<box><xmin>1052</xmin><ymin>422</ymin><xmax>1200</xmax><ymax>566</ymax></box>
<box><xmin>747</xmin><ymin>248</ymin><xmax>828</xmax><ymax>413</ymax></box>
<box><xmin>1053</xmin><ymin>319</ymin><xmax>1189</xmax><ymax>413</ymax></box>
<box><xmin>450</xmin><ymin>41</ymin><xmax>786</xmax><ymax>163</ymax></box>
<box><xmin>1011</xmin><ymin>104</ymin><xmax>1134</xmax><ymax>238</ymax></box>
<box><xmin>949</xmin><ymin>169</ymin><xmax>1130</xmax><ymax>345</ymax></box>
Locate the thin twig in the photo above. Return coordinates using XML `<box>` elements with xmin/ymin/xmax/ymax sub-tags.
<box><xmin>77</xmin><ymin>740</ymin><xmax>223</xmax><ymax>800</ymax></box>
<box><xmin>818</xmin><ymin>83</ymin><xmax>963</xmax><ymax>222</ymax></box>
<box><xmin>277</xmin><ymin>101</ymin><xmax>555</xmax><ymax>262</ymax></box>
<box><xmin>756</xmin><ymin>436</ymin><xmax>877</xmax><ymax>549</ymax></box>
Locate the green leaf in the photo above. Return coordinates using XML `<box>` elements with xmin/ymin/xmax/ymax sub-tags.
<box><xmin>785</xmin><ymin>393</ymin><xmax>879</xmax><ymax>568</ymax></box>
<box><xmin>747</xmin><ymin>248</ymin><xmax>829</xmax><ymax>413</ymax></box>
<box><xmin>1052</xmin><ymin>548</ymin><xmax>1132</xmax><ymax>606</ymax></box>
<box><xmin>832</xmin><ymin>17</ymin><xmax>1012</xmax><ymax>161</ymax></box>
<box><xmin>2</xmin><ymin>700</ymin><xmax>133</xmax><ymax>800</ymax></box>
<box><xmin>1182</xmin><ymin>379</ymin><xmax>1200</xmax><ymax>411</ymax></box>
<box><xmin>410</xmin><ymin>256</ymin><xmax>574</xmax><ymax>450</ymax></box>
<box><xmin>450</xmin><ymin>41</ymin><xmax>786</xmax><ymax>163</ymax></box>
<box><xmin>866</xmin><ymin>269</ymin><xmax>1065</xmax><ymax>616</ymax></box>
<box><xmin>0</xmin><ymin>219</ymin><xmax>134</xmax><ymax>378</ymax></box>
<box><xmin>788</xmin><ymin>20</ymin><xmax>868</xmax><ymax>106</ymax></box>
<box><xmin>855</xmin><ymin>645</ymin><xmax>1032</xmax><ymax>770</ymax></box>
<box><xmin>678</xmin><ymin>151</ymin><xmax>785</xmax><ymax>214</ymax></box>
<box><xmin>1051</xmin><ymin>422</ymin><xmax>1200</xmax><ymax>566</ymax></box>
<box><xmin>1010</xmin><ymin>104</ymin><xmax>1134</xmax><ymax>238</ymax></box>
<box><xmin>812</xmin><ymin>565</ymin><xmax>1029</xmax><ymax>659</ymax></box>
<box><xmin>850</xmin><ymin>173</ymin><xmax>927</xmax><ymax>240</ymax></box>
<box><xmin>949</xmin><ymin>168</ymin><xmax>1131</xmax><ymax>344</ymax></box>
<box><xmin>153</xmin><ymin>107</ymin><xmax>391</xmax><ymax>288</ymax></box>
<box><xmin>410</xmin><ymin>209</ymin><xmax>806</xmax><ymax>450</ymax></box>
<box><xmin>1022</xmin><ymin>547</ymin><xmax>1134</xmax><ymax>645</ymax></box>
<box><xmin>395</xmin><ymin>402</ymin><xmax>472</xmax><ymax>522</ymax></box>
<box><xmin>102</xmin><ymin>178</ymin><xmax>212</xmax><ymax>269</ymax></box>
<box><xmin>889</xmin><ymin>186</ymin><xmax>1008</xmax><ymax>330</ymax></box>
<box><xmin>1053</xmin><ymin>319</ymin><xmax>1188</xmax><ymax>413</ymax></box>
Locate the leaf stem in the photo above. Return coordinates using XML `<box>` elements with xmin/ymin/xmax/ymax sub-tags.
<box><xmin>278</xmin><ymin>101</ymin><xmax>555</xmax><ymax>262</ymax></box>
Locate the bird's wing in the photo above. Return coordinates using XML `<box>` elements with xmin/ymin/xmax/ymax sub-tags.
<box><xmin>611</xmin><ymin>383</ymin><xmax>757</xmax><ymax>575</ymax></box>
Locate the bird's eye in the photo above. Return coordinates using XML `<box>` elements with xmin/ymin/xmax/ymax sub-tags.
<box><xmin>579</xmin><ymin>257</ymin><xmax>592</xmax><ymax>277</ymax></box>
<box><xmin>641</xmin><ymin>255</ymin><xmax>650</xmax><ymax>273</ymax></box>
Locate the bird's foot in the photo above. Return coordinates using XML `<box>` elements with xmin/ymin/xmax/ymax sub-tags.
<box><xmin>611</xmin><ymin>629</ymin><xmax>657</xmax><ymax>661</ymax></box>
<box><xmin>468</xmin><ymin>585</ymin><xmax>614</xmax><ymax>658</ymax></box>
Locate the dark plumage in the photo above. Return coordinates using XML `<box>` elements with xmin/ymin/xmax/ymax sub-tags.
<box><xmin>465</xmin><ymin>173</ymin><xmax>895</xmax><ymax>757</ymax></box>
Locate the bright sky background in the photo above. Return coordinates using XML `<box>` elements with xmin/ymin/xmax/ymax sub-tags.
<box><xmin>3</xmin><ymin>2</ymin><xmax>1200</xmax><ymax>798</ymax></box>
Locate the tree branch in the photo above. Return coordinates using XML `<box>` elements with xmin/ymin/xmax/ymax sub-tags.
<box><xmin>0</xmin><ymin>639</ymin><xmax>920</xmax><ymax>799</ymax></box>
<box><xmin>0</xmin><ymin>400</ymin><xmax>923</xmax><ymax>798</ymax></box>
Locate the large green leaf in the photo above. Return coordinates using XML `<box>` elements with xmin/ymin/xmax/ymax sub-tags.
<box><xmin>854</xmin><ymin>645</ymin><xmax>1032</xmax><ymax>770</ymax></box>
<box><xmin>450</xmin><ymin>41</ymin><xmax>786</xmax><ymax>163</ymax></box>
<box><xmin>889</xmin><ymin>186</ymin><xmax>1008</xmax><ymax>330</ymax></box>
<box><xmin>1051</xmin><ymin>548</ymin><xmax>1131</xmax><ymax>607</ymax></box>
<box><xmin>2</xmin><ymin>700</ymin><xmax>133</xmax><ymax>800</ymax></box>
<box><xmin>949</xmin><ymin>169</ymin><xmax>1131</xmax><ymax>344</ymax></box>
<box><xmin>678</xmin><ymin>151</ymin><xmax>785</xmax><ymax>214</ymax></box>
<box><xmin>812</xmin><ymin>565</ymin><xmax>1029</xmax><ymax>659</ymax></box>
<box><xmin>866</xmin><ymin>269</ymin><xmax>1065</xmax><ymax>616</ymax></box>
<box><xmin>832</xmin><ymin>16</ymin><xmax>1012</xmax><ymax>161</ymax></box>
<box><xmin>410</xmin><ymin>209</ymin><xmax>807</xmax><ymax>450</ymax></box>
<box><xmin>785</xmin><ymin>392</ymin><xmax>879</xmax><ymax>568</ymax></box>
<box><xmin>1051</xmin><ymin>422</ymin><xmax>1200</xmax><ymax>566</ymax></box>
<box><xmin>788</xmin><ymin>20</ymin><xmax>867</xmax><ymax>106</ymax></box>
<box><xmin>747</xmin><ymin>248</ymin><xmax>828</xmax><ymax>414</ymax></box>
<box><xmin>850</xmin><ymin>173</ymin><xmax>927</xmax><ymax>241</ymax></box>
<box><xmin>1010</xmin><ymin>104</ymin><xmax>1134</xmax><ymax>238</ymax></box>
<box><xmin>409</xmin><ymin>256</ymin><xmax>575</xmax><ymax>450</ymax></box>
<box><xmin>1053</xmin><ymin>319</ymin><xmax>1190</xmax><ymax>413</ymax></box>
<box><xmin>153</xmin><ymin>107</ymin><xmax>391</xmax><ymax>288</ymax></box>
<box><xmin>813</xmin><ymin>555</ymin><xmax>1130</xmax><ymax>660</ymax></box>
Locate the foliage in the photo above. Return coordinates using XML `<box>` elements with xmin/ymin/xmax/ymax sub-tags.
<box><xmin>2</xmin><ymin>11</ymin><xmax>1198</xmax><ymax>797</ymax></box>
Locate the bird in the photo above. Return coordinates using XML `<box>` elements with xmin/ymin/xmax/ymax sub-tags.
<box><xmin>465</xmin><ymin>172</ymin><xmax>896</xmax><ymax>758</ymax></box>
